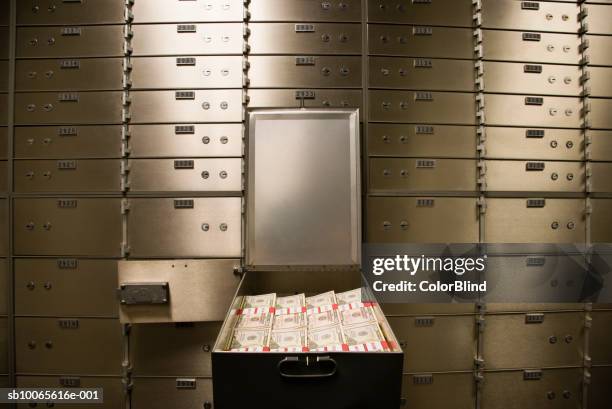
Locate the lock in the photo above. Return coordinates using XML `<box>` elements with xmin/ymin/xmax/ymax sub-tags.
<box><xmin>321</xmin><ymin>67</ymin><xmax>331</xmax><ymax>76</ymax></box>
<box><xmin>45</xmin><ymin>340</ymin><xmax>53</xmax><ymax>349</ymax></box>
<box><xmin>27</xmin><ymin>281</ymin><xmax>35</xmax><ymax>290</ymax></box>
<box><xmin>219</xmin><ymin>223</ymin><xmax>228</xmax><ymax>231</ymax></box>
<box><xmin>382</xmin><ymin>221</ymin><xmax>392</xmax><ymax>230</ymax></box>
<box><xmin>202</xmin><ymin>136</ymin><xmax>210</xmax><ymax>144</ymax></box>
<box><xmin>201</xmin><ymin>171</ymin><xmax>209</xmax><ymax>179</ymax></box>
<box><xmin>551</xmin><ymin>173</ymin><xmax>558</xmax><ymax>181</ymax></box>
<box><xmin>551</xmin><ymin>221</ymin><xmax>559</xmax><ymax>229</ymax></box>
<box><xmin>549</xmin><ymin>335</ymin><xmax>557</xmax><ymax>344</ymax></box>
<box><xmin>566</xmin><ymin>141</ymin><xmax>573</xmax><ymax>149</ymax></box>
<box><xmin>550</xmin><ymin>140</ymin><xmax>558</xmax><ymax>148</ymax></box>
<box><xmin>45</xmin><ymin>70</ymin><xmax>54</xmax><ymax>79</ymax></box>
<box><xmin>220</xmin><ymin>101</ymin><xmax>228</xmax><ymax>110</ymax></box>
<box><xmin>400</xmin><ymin>220</ymin><xmax>409</xmax><ymax>230</ymax></box>
<box><xmin>201</xmin><ymin>223</ymin><xmax>210</xmax><ymax>232</ymax></box>
<box><xmin>566</xmin><ymin>173</ymin><xmax>574</xmax><ymax>181</ymax></box>
<box><xmin>43</xmin><ymin>222</ymin><xmax>52</xmax><ymax>231</ymax></box>
<box><xmin>567</xmin><ymin>221</ymin><xmax>575</xmax><ymax>230</ymax></box>
<box><xmin>26</xmin><ymin>222</ymin><xmax>35</xmax><ymax>230</ymax></box>
<box><xmin>44</xmin><ymin>282</ymin><xmax>52</xmax><ymax>290</ymax></box>
<box><xmin>220</xmin><ymin>136</ymin><xmax>228</xmax><ymax>144</ymax></box>
<box><xmin>219</xmin><ymin>171</ymin><xmax>228</xmax><ymax>179</ymax></box>
<box><xmin>202</xmin><ymin>102</ymin><xmax>210</xmax><ymax>110</ymax></box>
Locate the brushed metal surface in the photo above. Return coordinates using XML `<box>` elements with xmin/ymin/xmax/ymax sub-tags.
<box><xmin>14</xmin><ymin>159</ymin><xmax>122</xmax><ymax>193</ymax></box>
<box><xmin>130</xmin><ymin>90</ymin><xmax>243</xmax><ymax>123</ymax></box>
<box><xmin>0</xmin><ymin>61</ymin><xmax>7</xmax><ymax>91</ymax></box>
<box><xmin>369</xmin><ymin>0</ymin><xmax>472</xmax><ymax>27</ymax></box>
<box><xmin>15</xmin><ymin>317</ymin><xmax>122</xmax><ymax>374</ymax></box>
<box><xmin>590</xmin><ymin>98</ymin><xmax>612</xmax><ymax>129</ymax></box>
<box><xmin>590</xmin><ymin>162</ymin><xmax>612</xmax><ymax>193</ymax></box>
<box><xmin>589</xmin><ymin>366</ymin><xmax>612</xmax><ymax>409</ymax></box>
<box><xmin>249</xmin><ymin>0</ymin><xmax>361</xmax><ymax>22</ymax></box>
<box><xmin>369</xmin><ymin>25</ymin><xmax>473</xmax><ymax>59</ymax></box>
<box><xmin>0</xmin><ymin>94</ymin><xmax>6</xmax><ymax>125</ymax></box>
<box><xmin>591</xmin><ymin>199</ymin><xmax>612</xmax><ymax>243</ymax></box>
<box><xmin>132</xmin><ymin>0</ymin><xmax>243</xmax><ymax>23</ymax></box>
<box><xmin>131</xmin><ymin>24</ymin><xmax>243</xmax><ymax>56</ymax></box>
<box><xmin>128</xmin><ymin>124</ymin><xmax>243</xmax><ymax>158</ymax></box>
<box><xmin>589</xmin><ymin>67</ymin><xmax>612</xmax><ymax>98</ymax></box>
<box><xmin>0</xmin><ymin>128</ymin><xmax>6</xmax><ymax>159</ymax></box>
<box><xmin>484</xmin><ymin>198</ymin><xmax>586</xmax><ymax>244</ymax></box>
<box><xmin>14</xmin><ymin>125</ymin><xmax>123</xmax><ymax>159</ymax></box>
<box><xmin>588</xmin><ymin>130</ymin><xmax>612</xmax><ymax>161</ymax></box>
<box><xmin>0</xmin><ymin>161</ymin><xmax>6</xmax><ymax>193</ymax></box>
<box><xmin>369</xmin><ymin>91</ymin><xmax>476</xmax><ymax>125</ymax></box>
<box><xmin>126</xmin><ymin>197</ymin><xmax>241</xmax><ymax>258</ymax></box>
<box><xmin>17</xmin><ymin>0</ymin><xmax>126</xmax><ymax>25</ymax></box>
<box><xmin>249</xmin><ymin>23</ymin><xmax>361</xmax><ymax>55</ymax></box>
<box><xmin>484</xmin><ymin>127</ymin><xmax>584</xmax><ymax>161</ymax></box>
<box><xmin>367</xmin><ymin>197</ymin><xmax>479</xmax><ymax>243</ymax></box>
<box><xmin>248</xmin><ymin>56</ymin><xmax>362</xmax><ymax>88</ymax></box>
<box><xmin>484</xmin><ymin>160</ymin><xmax>586</xmax><ymax>193</ymax></box>
<box><xmin>16</xmin><ymin>26</ymin><xmax>125</xmax><ymax>58</ymax></box>
<box><xmin>590</xmin><ymin>311</ymin><xmax>612</xmax><ymax>365</ymax></box>
<box><xmin>482</xmin><ymin>62</ymin><xmax>582</xmax><ymax>96</ymax></box>
<box><xmin>0</xmin><ymin>260</ymin><xmax>6</xmax><ymax>316</ymax></box>
<box><xmin>15</xmin><ymin>91</ymin><xmax>124</xmax><ymax>125</ymax></box>
<box><xmin>14</xmin><ymin>198</ymin><xmax>123</xmax><ymax>257</ymax></box>
<box><xmin>0</xmin><ymin>199</ymin><xmax>7</xmax><ymax>257</ymax></box>
<box><xmin>588</xmin><ymin>34</ymin><xmax>612</xmax><ymax>66</ymax></box>
<box><xmin>0</xmin><ymin>1</ymin><xmax>7</xmax><ymax>26</ymax></box>
<box><xmin>369</xmin><ymin>158</ymin><xmax>478</xmax><ymax>193</ymax></box>
<box><xmin>0</xmin><ymin>27</ymin><xmax>7</xmax><ymax>59</ymax></box>
<box><xmin>485</xmin><ymin>94</ymin><xmax>582</xmax><ymax>128</ymax></box>
<box><xmin>14</xmin><ymin>259</ymin><xmax>118</xmax><ymax>318</ymax></box>
<box><xmin>481</xmin><ymin>0</ymin><xmax>580</xmax><ymax>33</ymax></box>
<box><xmin>0</xmin><ymin>317</ymin><xmax>6</xmax><ymax>374</ymax></box>
<box><xmin>131</xmin><ymin>377</ymin><xmax>213</xmax><ymax>409</ymax></box>
<box><xmin>248</xmin><ymin>89</ymin><xmax>362</xmax><ymax>109</ymax></box>
<box><xmin>16</xmin><ymin>58</ymin><xmax>124</xmax><ymax>91</ymax></box>
<box><xmin>402</xmin><ymin>372</ymin><xmax>475</xmax><ymax>409</ymax></box>
<box><xmin>586</xmin><ymin>4</ymin><xmax>612</xmax><ymax>35</ymax></box>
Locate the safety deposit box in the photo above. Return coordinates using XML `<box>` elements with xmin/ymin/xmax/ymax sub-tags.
<box><xmin>249</xmin><ymin>0</ymin><xmax>361</xmax><ymax>22</ymax></box>
<box><xmin>480</xmin><ymin>0</ymin><xmax>580</xmax><ymax>33</ymax></box>
<box><xmin>483</xmin><ymin>160</ymin><xmax>586</xmax><ymax>193</ymax></box>
<box><xmin>248</xmin><ymin>89</ymin><xmax>362</xmax><ymax>109</ymax></box>
<box><xmin>132</xmin><ymin>0</ymin><xmax>244</xmax><ymax>23</ymax></box>
<box><xmin>401</xmin><ymin>372</ymin><xmax>476</xmax><ymax>409</ymax></box>
<box><xmin>589</xmin><ymin>366</ymin><xmax>612</xmax><ymax>409</ymax></box>
<box><xmin>368</xmin><ymin>0</ymin><xmax>472</xmax><ymax>27</ymax></box>
<box><xmin>16</xmin><ymin>0</ymin><xmax>126</xmax><ymax>26</ymax></box>
<box><xmin>587</xmin><ymin>35</ymin><xmax>612</xmax><ymax>67</ymax></box>
<box><xmin>591</xmin><ymin>199</ymin><xmax>612</xmax><ymax>243</ymax></box>
<box><xmin>483</xmin><ymin>127</ymin><xmax>584</xmax><ymax>161</ymax></box>
<box><xmin>481</xmin><ymin>62</ymin><xmax>582</xmax><ymax>96</ymax></box>
<box><xmin>590</xmin><ymin>311</ymin><xmax>612</xmax><ymax>365</ymax></box>
<box><xmin>588</xmin><ymin>131</ymin><xmax>612</xmax><ymax>162</ymax></box>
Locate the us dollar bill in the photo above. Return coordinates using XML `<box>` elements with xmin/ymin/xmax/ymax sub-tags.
<box><xmin>336</xmin><ymin>288</ymin><xmax>363</xmax><ymax>305</ymax></box>
<box><xmin>342</xmin><ymin>322</ymin><xmax>386</xmax><ymax>346</ymax></box>
<box><xmin>339</xmin><ymin>306</ymin><xmax>376</xmax><ymax>327</ymax></box>
<box><xmin>305</xmin><ymin>291</ymin><xmax>337</xmax><ymax>309</ymax></box>
<box><xmin>235</xmin><ymin>313</ymin><xmax>273</xmax><ymax>329</ymax></box>
<box><xmin>307</xmin><ymin>310</ymin><xmax>340</xmax><ymax>330</ymax></box>
<box><xmin>273</xmin><ymin>312</ymin><xmax>306</xmax><ymax>330</ymax></box>
<box><xmin>269</xmin><ymin>328</ymin><xmax>307</xmax><ymax>351</ymax></box>
<box><xmin>242</xmin><ymin>293</ymin><xmax>276</xmax><ymax>309</ymax></box>
<box><xmin>308</xmin><ymin>325</ymin><xmax>345</xmax><ymax>350</ymax></box>
<box><xmin>228</xmin><ymin>328</ymin><xmax>271</xmax><ymax>351</ymax></box>
<box><xmin>275</xmin><ymin>294</ymin><xmax>305</xmax><ymax>309</ymax></box>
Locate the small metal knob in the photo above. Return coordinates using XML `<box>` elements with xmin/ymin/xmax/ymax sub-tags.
<box><xmin>549</xmin><ymin>336</ymin><xmax>558</xmax><ymax>344</ymax></box>
<box><xmin>551</xmin><ymin>221</ymin><xmax>559</xmax><ymax>230</ymax></box>
<box><xmin>219</xmin><ymin>223</ymin><xmax>228</xmax><ymax>232</ymax></box>
<box><xmin>202</xmin><ymin>344</ymin><xmax>211</xmax><ymax>352</ymax></box>
<box><xmin>44</xmin><ymin>282</ymin><xmax>52</xmax><ymax>290</ymax></box>
<box><xmin>219</xmin><ymin>170</ymin><xmax>228</xmax><ymax>179</ymax></box>
<box><xmin>547</xmin><ymin>391</ymin><xmax>556</xmax><ymax>400</ymax></box>
<box><xmin>551</xmin><ymin>173</ymin><xmax>558</xmax><ymax>181</ymax></box>
<box><xmin>202</xmin><ymin>136</ymin><xmax>210</xmax><ymax>144</ymax></box>
<box><xmin>201</xmin><ymin>223</ymin><xmax>210</xmax><ymax>232</ymax></box>
<box><xmin>45</xmin><ymin>340</ymin><xmax>53</xmax><ymax>349</ymax></box>
<box><xmin>201</xmin><ymin>171</ymin><xmax>210</xmax><ymax>179</ymax></box>
<box><xmin>220</xmin><ymin>136</ymin><xmax>228</xmax><ymax>144</ymax></box>
<box><xmin>564</xmin><ymin>335</ymin><xmax>573</xmax><ymax>344</ymax></box>
<box><xmin>26</xmin><ymin>222</ymin><xmax>35</xmax><ymax>230</ymax></box>
<box><xmin>28</xmin><ymin>341</ymin><xmax>37</xmax><ymax>349</ymax></box>
<box><xmin>27</xmin><ymin>281</ymin><xmax>35</xmax><ymax>290</ymax></box>
<box><xmin>382</xmin><ymin>221</ymin><xmax>392</xmax><ymax>230</ymax></box>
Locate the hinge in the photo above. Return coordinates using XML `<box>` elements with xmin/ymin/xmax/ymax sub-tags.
<box><xmin>121</xmin><ymin>198</ymin><xmax>130</xmax><ymax>214</ymax></box>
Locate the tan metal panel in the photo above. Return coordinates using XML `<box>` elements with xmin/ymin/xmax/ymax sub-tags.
<box><xmin>0</xmin><ymin>61</ymin><xmax>7</xmax><ymax>91</ymax></box>
<box><xmin>484</xmin><ymin>198</ymin><xmax>586</xmax><ymax>244</ymax></box>
<box><xmin>586</xmin><ymin>4</ymin><xmax>612</xmax><ymax>35</ymax></box>
<box><xmin>131</xmin><ymin>24</ymin><xmax>243</xmax><ymax>56</ymax></box>
<box><xmin>589</xmin><ymin>130</ymin><xmax>612</xmax><ymax>161</ymax></box>
<box><xmin>591</xmin><ymin>199</ymin><xmax>612</xmax><ymax>243</ymax></box>
<box><xmin>369</xmin><ymin>25</ymin><xmax>473</xmax><ymax>59</ymax></box>
<box><xmin>382</xmin><ymin>303</ymin><xmax>477</xmax><ymax>315</ymax></box>
<box><xmin>589</xmin><ymin>366</ymin><xmax>612</xmax><ymax>409</ymax></box>
<box><xmin>14</xmin><ymin>125</ymin><xmax>123</xmax><ymax>159</ymax></box>
<box><xmin>481</xmin><ymin>0</ymin><xmax>580</xmax><ymax>33</ymax></box>
<box><xmin>14</xmin><ymin>159</ymin><xmax>122</xmax><ymax>193</ymax></box>
<box><xmin>127</xmin><ymin>159</ymin><xmax>242</xmax><ymax>193</ymax></box>
<box><xmin>402</xmin><ymin>372</ymin><xmax>475</xmax><ymax>409</ymax></box>
<box><xmin>0</xmin><ymin>199</ymin><xmax>7</xmax><ymax>257</ymax></box>
<box><xmin>482</xmin><ymin>62</ymin><xmax>582</xmax><ymax>96</ymax></box>
<box><xmin>590</xmin><ymin>311</ymin><xmax>612</xmax><ymax>365</ymax></box>
<box><xmin>0</xmin><ymin>260</ymin><xmax>6</xmax><ymax>316</ymax></box>
<box><xmin>590</xmin><ymin>162</ymin><xmax>612</xmax><ymax>193</ymax></box>
<box><xmin>0</xmin><ymin>127</ymin><xmax>6</xmax><ymax>159</ymax></box>
<box><xmin>15</xmin><ymin>58</ymin><xmax>123</xmax><ymax>91</ymax></box>
<box><xmin>131</xmin><ymin>377</ymin><xmax>213</xmax><ymax>409</ymax></box>
<box><xmin>130</xmin><ymin>90</ymin><xmax>243</xmax><ymax>123</ymax></box>
<box><xmin>15</xmin><ymin>317</ymin><xmax>122</xmax><ymax>374</ymax></box>
<box><xmin>484</xmin><ymin>127</ymin><xmax>584</xmax><ymax>161</ymax></box>
<box><xmin>0</xmin><ymin>317</ymin><xmax>6</xmax><ymax>374</ymax></box>
<box><xmin>132</xmin><ymin>0</ymin><xmax>243</xmax><ymax>23</ymax></box>
<box><xmin>590</xmin><ymin>98</ymin><xmax>612</xmax><ymax>129</ymax></box>
<box><xmin>14</xmin><ymin>198</ymin><xmax>123</xmax><ymax>257</ymax></box>
<box><xmin>15</xmin><ymin>92</ymin><xmax>124</xmax><ymax>125</ymax></box>
<box><xmin>248</xmin><ymin>56</ymin><xmax>361</xmax><ymax>88</ymax></box>
<box><xmin>14</xmin><ymin>259</ymin><xmax>118</xmax><ymax>318</ymax></box>
<box><xmin>248</xmin><ymin>89</ymin><xmax>362</xmax><ymax>109</ymax></box>
<box><xmin>485</xmin><ymin>94</ymin><xmax>582</xmax><ymax>128</ymax></box>
<box><xmin>128</xmin><ymin>124</ymin><xmax>243</xmax><ymax>158</ymax></box>
<box><xmin>16</xmin><ymin>26</ymin><xmax>125</xmax><ymax>58</ymax></box>
<box><xmin>369</xmin><ymin>0</ymin><xmax>472</xmax><ymax>27</ymax></box>
<box><xmin>0</xmin><ymin>94</ymin><xmax>6</xmax><ymax>125</ymax></box>
<box><xmin>367</xmin><ymin>197</ymin><xmax>479</xmax><ymax>243</ymax></box>
<box><xmin>370</xmin><ymin>158</ymin><xmax>477</xmax><ymax>194</ymax></box>
<box><xmin>481</xmin><ymin>368</ymin><xmax>583</xmax><ymax>409</ymax></box>
<box><xmin>126</xmin><ymin>197</ymin><xmax>242</xmax><ymax>258</ymax></box>
<box><xmin>17</xmin><ymin>0</ymin><xmax>125</xmax><ymax>25</ymax></box>
<box><xmin>0</xmin><ymin>161</ymin><xmax>7</xmax><ymax>193</ymax></box>
<box><xmin>485</xmin><ymin>160</ymin><xmax>585</xmax><ymax>193</ymax></box>
<box><xmin>249</xmin><ymin>0</ymin><xmax>361</xmax><ymax>22</ymax></box>
<box><xmin>588</xmin><ymin>34</ymin><xmax>612</xmax><ymax>66</ymax></box>
<box><xmin>249</xmin><ymin>23</ymin><xmax>361</xmax><ymax>55</ymax></box>
<box><xmin>589</xmin><ymin>67</ymin><xmax>612</xmax><ymax>98</ymax></box>
<box><xmin>369</xmin><ymin>91</ymin><xmax>476</xmax><ymax>125</ymax></box>
<box><xmin>481</xmin><ymin>30</ymin><xmax>581</xmax><ymax>65</ymax></box>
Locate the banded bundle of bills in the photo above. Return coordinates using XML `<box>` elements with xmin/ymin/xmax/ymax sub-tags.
<box><xmin>343</xmin><ymin>322</ymin><xmax>387</xmax><ymax>352</ymax></box>
<box><xmin>276</xmin><ymin>294</ymin><xmax>306</xmax><ymax>311</ymax></box>
<box><xmin>307</xmin><ymin>310</ymin><xmax>340</xmax><ymax>330</ymax></box>
<box><xmin>336</xmin><ymin>288</ymin><xmax>363</xmax><ymax>305</ymax></box>
<box><xmin>339</xmin><ymin>306</ymin><xmax>376</xmax><ymax>327</ymax></box>
<box><xmin>241</xmin><ymin>293</ymin><xmax>276</xmax><ymax>311</ymax></box>
<box><xmin>228</xmin><ymin>328</ymin><xmax>272</xmax><ymax>352</ymax></box>
<box><xmin>272</xmin><ymin>312</ymin><xmax>305</xmax><ymax>330</ymax></box>
<box><xmin>305</xmin><ymin>290</ymin><xmax>337</xmax><ymax>309</ymax></box>
<box><xmin>270</xmin><ymin>328</ymin><xmax>308</xmax><ymax>352</ymax></box>
<box><xmin>308</xmin><ymin>325</ymin><xmax>346</xmax><ymax>352</ymax></box>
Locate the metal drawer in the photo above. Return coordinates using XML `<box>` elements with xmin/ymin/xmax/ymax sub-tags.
<box><xmin>14</xmin><ymin>159</ymin><xmax>122</xmax><ymax>193</ymax></box>
<box><xmin>0</xmin><ymin>94</ymin><xmax>6</xmax><ymax>125</ymax></box>
<box><xmin>16</xmin><ymin>26</ymin><xmax>125</xmax><ymax>58</ymax></box>
<box><xmin>369</xmin><ymin>91</ymin><xmax>476</xmax><ymax>125</ymax></box>
<box><xmin>589</xmin><ymin>130</ymin><xmax>612</xmax><ymax>161</ymax></box>
<box><xmin>368</xmin><ymin>124</ymin><xmax>477</xmax><ymax>158</ymax></box>
<box><xmin>0</xmin><ymin>61</ymin><xmax>7</xmax><ymax>91</ymax></box>
<box><xmin>17</xmin><ymin>0</ymin><xmax>126</xmax><ymax>25</ymax></box>
<box><xmin>249</xmin><ymin>0</ymin><xmax>361</xmax><ymax>22</ymax></box>
<box><xmin>482</xmin><ymin>62</ymin><xmax>582</xmax><ymax>96</ymax></box>
<box><xmin>588</xmin><ymin>35</ymin><xmax>612</xmax><ymax>66</ymax></box>
<box><xmin>591</xmin><ymin>98</ymin><xmax>612</xmax><ymax>129</ymax></box>
<box><xmin>130</xmin><ymin>90</ymin><xmax>243</xmax><ymax>123</ymax></box>
<box><xmin>0</xmin><ymin>199</ymin><xmax>7</xmax><ymax>257</ymax></box>
<box><xmin>481</xmin><ymin>30</ymin><xmax>581</xmax><ymax>65</ymax></box>
<box><xmin>16</xmin><ymin>58</ymin><xmax>124</xmax><ymax>91</ymax></box>
<box><xmin>484</xmin><ymin>198</ymin><xmax>586</xmax><ymax>244</ymax></box>
<box><xmin>14</xmin><ymin>125</ymin><xmax>123</xmax><ymax>159</ymax></box>
<box><xmin>367</xmin><ymin>197</ymin><xmax>479</xmax><ymax>243</ymax></box>
<box><xmin>370</xmin><ymin>57</ymin><xmax>475</xmax><ymax>92</ymax></box>
<box><xmin>369</xmin><ymin>0</ymin><xmax>472</xmax><ymax>27</ymax></box>
<box><xmin>14</xmin><ymin>198</ymin><xmax>123</xmax><ymax>257</ymax></box>
<box><xmin>590</xmin><ymin>311</ymin><xmax>612</xmax><ymax>365</ymax></box>
<box><xmin>127</xmin><ymin>124</ymin><xmax>243</xmax><ymax>158</ymax></box>
<box><xmin>484</xmin><ymin>127</ymin><xmax>584</xmax><ymax>161</ymax></box>
<box><xmin>484</xmin><ymin>160</ymin><xmax>585</xmax><ymax>193</ymax></box>
<box><xmin>15</xmin><ymin>91</ymin><xmax>124</xmax><ymax>125</ymax></box>
<box><xmin>126</xmin><ymin>197</ymin><xmax>241</xmax><ymax>258</ymax></box>
<box><xmin>249</xmin><ymin>23</ymin><xmax>361</xmax><ymax>55</ymax></box>
<box><xmin>126</xmin><ymin>158</ymin><xmax>242</xmax><ymax>193</ymax></box>
<box><xmin>248</xmin><ymin>89</ymin><xmax>362</xmax><ymax>109</ymax></box>
<box><xmin>0</xmin><ymin>260</ymin><xmax>6</xmax><ymax>316</ymax></box>
<box><xmin>132</xmin><ymin>0</ymin><xmax>243</xmax><ymax>23</ymax></box>
<box><xmin>0</xmin><ymin>317</ymin><xmax>6</xmax><ymax>374</ymax></box>
<box><xmin>370</xmin><ymin>158</ymin><xmax>478</xmax><ymax>194</ymax></box>
<box><xmin>586</xmin><ymin>4</ymin><xmax>612</xmax><ymax>35</ymax></box>
<box><xmin>14</xmin><ymin>259</ymin><xmax>118</xmax><ymax>318</ymax></box>
<box><xmin>131</xmin><ymin>24</ymin><xmax>243</xmax><ymax>56</ymax></box>
<box><xmin>369</xmin><ymin>25</ymin><xmax>474</xmax><ymax>59</ymax></box>
<box><xmin>131</xmin><ymin>322</ymin><xmax>222</xmax><ymax>376</ymax></box>
<box><xmin>248</xmin><ymin>56</ymin><xmax>362</xmax><ymax>88</ymax></box>
<box><xmin>481</xmin><ymin>0</ymin><xmax>580</xmax><ymax>33</ymax></box>
<box><xmin>132</xmin><ymin>377</ymin><xmax>213</xmax><ymax>409</ymax></box>
<box><xmin>0</xmin><ymin>127</ymin><xmax>6</xmax><ymax>159</ymax></box>
<box><xmin>590</xmin><ymin>162</ymin><xmax>612</xmax><ymax>193</ymax></box>
<box><xmin>15</xmin><ymin>317</ymin><xmax>122</xmax><ymax>375</ymax></box>
<box><xmin>402</xmin><ymin>372</ymin><xmax>475</xmax><ymax>409</ymax></box>
<box><xmin>485</xmin><ymin>94</ymin><xmax>582</xmax><ymax>128</ymax></box>
<box><xmin>589</xmin><ymin>67</ymin><xmax>612</xmax><ymax>98</ymax></box>
<box><xmin>591</xmin><ymin>199</ymin><xmax>612</xmax><ymax>243</ymax></box>
<box><xmin>131</xmin><ymin>56</ymin><xmax>243</xmax><ymax>90</ymax></box>
<box><xmin>589</xmin><ymin>366</ymin><xmax>612</xmax><ymax>409</ymax></box>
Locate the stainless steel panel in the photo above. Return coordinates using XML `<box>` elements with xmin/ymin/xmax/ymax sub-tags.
<box><xmin>0</xmin><ymin>94</ymin><xmax>6</xmax><ymax>125</ymax></box>
<box><xmin>402</xmin><ymin>372</ymin><xmax>475</xmax><ymax>409</ymax></box>
<box><xmin>589</xmin><ymin>130</ymin><xmax>612</xmax><ymax>161</ymax></box>
<box><xmin>485</xmin><ymin>160</ymin><xmax>585</xmax><ymax>193</ymax></box>
<box><xmin>483</xmin><ymin>62</ymin><xmax>582</xmax><ymax>96</ymax></box>
<box><xmin>485</xmin><ymin>94</ymin><xmax>582</xmax><ymax>128</ymax></box>
<box><xmin>589</xmin><ymin>67</ymin><xmax>612</xmax><ymax>98</ymax></box>
<box><xmin>14</xmin><ymin>259</ymin><xmax>118</xmax><ymax>318</ymax></box>
<box><xmin>590</xmin><ymin>311</ymin><xmax>612</xmax><ymax>365</ymax></box>
<box><xmin>0</xmin><ymin>127</ymin><xmax>6</xmax><ymax>159</ymax></box>
<box><xmin>248</xmin><ymin>89</ymin><xmax>362</xmax><ymax>109</ymax></box>
<box><xmin>367</xmin><ymin>197</ymin><xmax>479</xmax><ymax>243</ymax></box>
<box><xmin>591</xmin><ymin>162</ymin><xmax>612</xmax><ymax>193</ymax></box>
<box><xmin>16</xmin><ymin>26</ymin><xmax>125</xmax><ymax>58</ymax></box>
<box><xmin>14</xmin><ymin>125</ymin><xmax>123</xmax><ymax>159</ymax></box>
<box><xmin>0</xmin><ymin>61</ymin><xmax>7</xmax><ymax>91</ymax></box>
<box><xmin>481</xmin><ymin>30</ymin><xmax>581</xmax><ymax>65</ymax></box>
<box><xmin>0</xmin><ymin>260</ymin><xmax>6</xmax><ymax>316</ymax></box>
<box><xmin>131</xmin><ymin>377</ymin><xmax>213</xmax><ymax>409</ymax></box>
<box><xmin>16</xmin><ymin>58</ymin><xmax>123</xmax><ymax>91</ymax></box>
<box><xmin>130</xmin><ymin>90</ymin><xmax>243</xmax><ymax>123</ymax></box>
<box><xmin>369</xmin><ymin>25</ymin><xmax>473</xmax><ymax>59</ymax></box>
<box><xmin>588</xmin><ymin>35</ymin><xmax>612</xmax><ymax>66</ymax></box>
<box><xmin>249</xmin><ymin>23</ymin><xmax>361</xmax><ymax>55</ymax></box>
<box><xmin>591</xmin><ymin>98</ymin><xmax>612</xmax><ymax>129</ymax></box>
<box><xmin>17</xmin><ymin>0</ymin><xmax>125</xmax><ymax>25</ymax></box>
<box><xmin>369</xmin><ymin>91</ymin><xmax>476</xmax><ymax>125</ymax></box>
<box><xmin>484</xmin><ymin>127</ymin><xmax>584</xmax><ymax>161</ymax></box>
<box><xmin>249</xmin><ymin>0</ymin><xmax>361</xmax><ymax>22</ymax></box>
<box><xmin>126</xmin><ymin>197</ymin><xmax>241</xmax><ymax>258</ymax></box>
<box><xmin>14</xmin><ymin>159</ymin><xmax>122</xmax><ymax>193</ymax></box>
<box><xmin>586</xmin><ymin>4</ymin><xmax>612</xmax><ymax>35</ymax></box>
<box><xmin>131</xmin><ymin>24</ymin><xmax>243</xmax><ymax>56</ymax></box>
<box><xmin>591</xmin><ymin>199</ymin><xmax>612</xmax><ymax>243</ymax></box>
<box><xmin>248</xmin><ymin>56</ymin><xmax>361</xmax><ymax>88</ymax></box>
<box><xmin>589</xmin><ymin>366</ymin><xmax>612</xmax><ymax>409</ymax></box>
<box><xmin>15</xmin><ymin>317</ymin><xmax>122</xmax><ymax>374</ymax></box>
<box><xmin>127</xmin><ymin>158</ymin><xmax>241</xmax><ymax>193</ymax></box>
<box><xmin>15</xmin><ymin>92</ymin><xmax>124</xmax><ymax>125</ymax></box>
<box><xmin>0</xmin><ymin>317</ymin><xmax>6</xmax><ymax>374</ymax></box>
<box><xmin>481</xmin><ymin>0</ymin><xmax>580</xmax><ymax>33</ymax></box>
<box><xmin>0</xmin><ymin>199</ymin><xmax>7</xmax><ymax>257</ymax></box>
<box><xmin>370</xmin><ymin>158</ymin><xmax>477</xmax><ymax>193</ymax></box>
<box><xmin>128</xmin><ymin>124</ymin><xmax>243</xmax><ymax>158</ymax></box>
<box><xmin>132</xmin><ymin>0</ymin><xmax>243</xmax><ymax>23</ymax></box>
<box><xmin>369</xmin><ymin>0</ymin><xmax>472</xmax><ymax>27</ymax></box>
<box><xmin>14</xmin><ymin>198</ymin><xmax>123</xmax><ymax>256</ymax></box>
<box><xmin>484</xmin><ymin>198</ymin><xmax>586</xmax><ymax>244</ymax></box>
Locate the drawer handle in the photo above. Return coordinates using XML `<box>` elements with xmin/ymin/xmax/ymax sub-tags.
<box><xmin>277</xmin><ymin>356</ymin><xmax>337</xmax><ymax>379</ymax></box>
